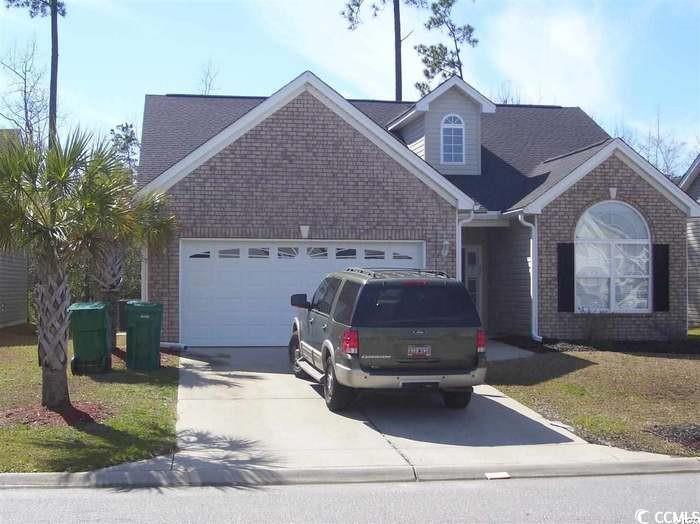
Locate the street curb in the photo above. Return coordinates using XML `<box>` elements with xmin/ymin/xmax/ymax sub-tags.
<box><xmin>0</xmin><ymin>458</ymin><xmax>698</xmax><ymax>489</ymax></box>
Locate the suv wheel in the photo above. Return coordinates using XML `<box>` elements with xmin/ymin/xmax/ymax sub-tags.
<box><xmin>323</xmin><ymin>354</ymin><xmax>355</xmax><ymax>412</ymax></box>
<box><xmin>288</xmin><ymin>333</ymin><xmax>307</xmax><ymax>379</ymax></box>
<box><xmin>440</xmin><ymin>388</ymin><xmax>473</xmax><ymax>409</ymax></box>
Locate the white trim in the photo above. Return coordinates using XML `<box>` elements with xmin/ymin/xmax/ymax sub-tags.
<box><xmin>518</xmin><ymin>214</ymin><xmax>541</xmax><ymax>342</ymax></box>
<box><xmin>515</xmin><ymin>139</ymin><xmax>700</xmax><ymax>217</ymax></box>
<box><xmin>140</xmin><ymin>245</ymin><xmax>149</xmax><ymax>301</ymax></box>
<box><xmin>573</xmin><ymin>200</ymin><xmax>652</xmax><ymax>314</ymax></box>
<box><xmin>440</xmin><ymin>113</ymin><xmax>466</xmax><ymax>165</ymax></box>
<box><xmin>137</xmin><ymin>71</ymin><xmax>474</xmax><ymax>211</ymax></box>
<box><xmin>679</xmin><ymin>154</ymin><xmax>700</xmax><ymax>190</ymax></box>
<box><xmin>414</xmin><ymin>76</ymin><xmax>496</xmax><ymax>114</ymax></box>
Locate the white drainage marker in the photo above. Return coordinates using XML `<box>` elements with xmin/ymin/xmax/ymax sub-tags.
<box><xmin>485</xmin><ymin>471</ymin><xmax>511</xmax><ymax>480</ymax></box>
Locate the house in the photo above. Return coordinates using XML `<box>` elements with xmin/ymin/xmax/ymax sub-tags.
<box><xmin>679</xmin><ymin>153</ymin><xmax>700</xmax><ymax>327</ymax></box>
<box><xmin>136</xmin><ymin>72</ymin><xmax>700</xmax><ymax>346</ymax></box>
<box><xmin>0</xmin><ymin>129</ymin><xmax>28</xmax><ymax>329</ymax></box>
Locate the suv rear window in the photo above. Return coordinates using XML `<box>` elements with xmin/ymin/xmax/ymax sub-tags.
<box><xmin>352</xmin><ymin>282</ymin><xmax>480</xmax><ymax>327</ymax></box>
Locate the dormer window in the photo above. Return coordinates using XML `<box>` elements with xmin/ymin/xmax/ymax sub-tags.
<box><xmin>441</xmin><ymin>114</ymin><xmax>465</xmax><ymax>164</ymax></box>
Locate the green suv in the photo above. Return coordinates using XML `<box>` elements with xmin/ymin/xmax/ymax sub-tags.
<box><xmin>289</xmin><ymin>268</ymin><xmax>487</xmax><ymax>412</ymax></box>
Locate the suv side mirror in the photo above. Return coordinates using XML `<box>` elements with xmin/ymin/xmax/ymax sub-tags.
<box><xmin>291</xmin><ymin>293</ymin><xmax>310</xmax><ymax>309</ymax></box>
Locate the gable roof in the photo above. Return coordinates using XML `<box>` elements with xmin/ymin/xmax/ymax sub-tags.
<box><xmin>679</xmin><ymin>152</ymin><xmax>700</xmax><ymax>193</ymax></box>
<box><xmin>387</xmin><ymin>76</ymin><xmax>495</xmax><ymax>131</ymax></box>
<box><xmin>503</xmin><ymin>138</ymin><xmax>700</xmax><ymax>217</ymax></box>
<box><xmin>137</xmin><ymin>71</ymin><xmax>474</xmax><ymax>210</ymax></box>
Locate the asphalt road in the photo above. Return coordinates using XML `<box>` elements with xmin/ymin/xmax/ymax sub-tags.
<box><xmin>1</xmin><ymin>473</ymin><xmax>698</xmax><ymax>523</ymax></box>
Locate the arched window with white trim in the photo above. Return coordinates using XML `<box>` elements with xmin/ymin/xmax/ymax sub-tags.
<box><xmin>574</xmin><ymin>201</ymin><xmax>651</xmax><ymax>313</ymax></box>
<box><xmin>441</xmin><ymin>114</ymin><xmax>464</xmax><ymax>164</ymax></box>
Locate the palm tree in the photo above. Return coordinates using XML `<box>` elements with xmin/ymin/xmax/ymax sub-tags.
<box><xmin>0</xmin><ymin>131</ymin><xmax>173</xmax><ymax>409</ymax></box>
<box><xmin>76</xmin><ymin>168</ymin><xmax>174</xmax><ymax>352</ymax></box>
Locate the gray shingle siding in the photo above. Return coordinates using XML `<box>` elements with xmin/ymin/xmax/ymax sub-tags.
<box><xmin>0</xmin><ymin>251</ymin><xmax>27</xmax><ymax>327</ymax></box>
<box><xmin>399</xmin><ymin>116</ymin><xmax>426</xmax><ymax>159</ymax></box>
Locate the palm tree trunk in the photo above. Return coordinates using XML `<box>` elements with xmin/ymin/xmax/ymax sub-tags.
<box><xmin>36</xmin><ymin>258</ymin><xmax>70</xmax><ymax>409</ymax></box>
<box><xmin>48</xmin><ymin>0</ymin><xmax>58</xmax><ymax>149</ymax></box>
<box><xmin>94</xmin><ymin>241</ymin><xmax>124</xmax><ymax>352</ymax></box>
<box><xmin>393</xmin><ymin>0</ymin><xmax>402</xmax><ymax>101</ymax></box>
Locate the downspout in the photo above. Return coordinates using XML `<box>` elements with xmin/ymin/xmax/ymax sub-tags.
<box><xmin>518</xmin><ymin>214</ymin><xmax>543</xmax><ymax>342</ymax></box>
<box><xmin>456</xmin><ymin>210</ymin><xmax>475</xmax><ymax>281</ymax></box>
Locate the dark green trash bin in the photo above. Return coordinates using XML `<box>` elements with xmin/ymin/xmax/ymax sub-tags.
<box><xmin>126</xmin><ymin>301</ymin><xmax>162</xmax><ymax>370</ymax></box>
<box><xmin>68</xmin><ymin>302</ymin><xmax>111</xmax><ymax>374</ymax></box>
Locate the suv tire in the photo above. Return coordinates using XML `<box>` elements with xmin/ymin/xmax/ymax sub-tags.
<box><xmin>323</xmin><ymin>354</ymin><xmax>355</xmax><ymax>412</ymax></box>
<box><xmin>288</xmin><ymin>333</ymin><xmax>307</xmax><ymax>379</ymax></box>
<box><xmin>440</xmin><ymin>388</ymin><xmax>473</xmax><ymax>409</ymax></box>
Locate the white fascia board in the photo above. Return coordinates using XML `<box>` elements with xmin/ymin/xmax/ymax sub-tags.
<box><xmin>137</xmin><ymin>71</ymin><xmax>474</xmax><ymax>211</ymax></box>
<box><xmin>522</xmin><ymin>138</ymin><xmax>700</xmax><ymax>217</ymax></box>
<box><xmin>679</xmin><ymin>154</ymin><xmax>700</xmax><ymax>190</ymax></box>
<box><xmin>414</xmin><ymin>76</ymin><xmax>496</xmax><ymax>114</ymax></box>
<box><xmin>387</xmin><ymin>109</ymin><xmax>419</xmax><ymax>131</ymax></box>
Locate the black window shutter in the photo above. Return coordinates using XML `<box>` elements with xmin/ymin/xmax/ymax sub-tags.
<box><xmin>652</xmin><ymin>244</ymin><xmax>670</xmax><ymax>312</ymax></box>
<box><xmin>557</xmin><ymin>243</ymin><xmax>575</xmax><ymax>312</ymax></box>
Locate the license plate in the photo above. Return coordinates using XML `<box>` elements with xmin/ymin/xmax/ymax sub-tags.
<box><xmin>407</xmin><ymin>345</ymin><xmax>432</xmax><ymax>359</ymax></box>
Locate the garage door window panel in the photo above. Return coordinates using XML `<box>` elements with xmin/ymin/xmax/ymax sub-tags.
<box><xmin>307</xmin><ymin>247</ymin><xmax>328</xmax><ymax>259</ymax></box>
<box><xmin>219</xmin><ymin>248</ymin><xmax>240</xmax><ymax>259</ymax></box>
<box><xmin>189</xmin><ymin>250</ymin><xmax>210</xmax><ymax>259</ymax></box>
<box><xmin>278</xmin><ymin>247</ymin><xmax>299</xmax><ymax>259</ymax></box>
<box><xmin>248</xmin><ymin>247</ymin><xmax>270</xmax><ymax>259</ymax></box>
<box><xmin>336</xmin><ymin>248</ymin><xmax>357</xmax><ymax>259</ymax></box>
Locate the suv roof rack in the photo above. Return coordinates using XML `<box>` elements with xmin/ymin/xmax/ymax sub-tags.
<box><xmin>344</xmin><ymin>267</ymin><xmax>450</xmax><ymax>279</ymax></box>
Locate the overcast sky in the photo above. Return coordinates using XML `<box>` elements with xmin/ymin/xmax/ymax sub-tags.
<box><xmin>1</xmin><ymin>0</ymin><xmax>699</xmax><ymax>168</ymax></box>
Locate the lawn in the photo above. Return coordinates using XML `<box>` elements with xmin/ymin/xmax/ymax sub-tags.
<box><xmin>0</xmin><ymin>324</ymin><xmax>179</xmax><ymax>473</ymax></box>
<box><xmin>488</xmin><ymin>346</ymin><xmax>699</xmax><ymax>457</ymax></box>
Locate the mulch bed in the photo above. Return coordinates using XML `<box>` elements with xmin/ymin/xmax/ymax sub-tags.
<box><xmin>0</xmin><ymin>402</ymin><xmax>111</xmax><ymax>428</ymax></box>
<box><xmin>647</xmin><ymin>424</ymin><xmax>700</xmax><ymax>451</ymax></box>
<box><xmin>493</xmin><ymin>335</ymin><xmax>700</xmax><ymax>355</ymax></box>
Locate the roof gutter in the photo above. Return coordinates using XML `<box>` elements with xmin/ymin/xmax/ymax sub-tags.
<box><xmin>518</xmin><ymin>213</ymin><xmax>542</xmax><ymax>343</ymax></box>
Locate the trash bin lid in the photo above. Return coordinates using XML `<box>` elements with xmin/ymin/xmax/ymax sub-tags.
<box><xmin>126</xmin><ymin>300</ymin><xmax>162</xmax><ymax>311</ymax></box>
<box><xmin>68</xmin><ymin>302</ymin><xmax>107</xmax><ymax>312</ymax></box>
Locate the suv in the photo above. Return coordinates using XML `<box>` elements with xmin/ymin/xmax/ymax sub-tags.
<box><xmin>289</xmin><ymin>268</ymin><xmax>487</xmax><ymax>412</ymax></box>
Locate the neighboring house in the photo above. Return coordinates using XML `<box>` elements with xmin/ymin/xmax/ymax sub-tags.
<box><xmin>136</xmin><ymin>72</ymin><xmax>700</xmax><ymax>346</ymax></box>
<box><xmin>679</xmin><ymin>153</ymin><xmax>700</xmax><ymax>327</ymax></box>
<box><xmin>0</xmin><ymin>129</ymin><xmax>28</xmax><ymax>328</ymax></box>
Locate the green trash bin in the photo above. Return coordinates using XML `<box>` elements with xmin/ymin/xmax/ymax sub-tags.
<box><xmin>68</xmin><ymin>302</ymin><xmax>111</xmax><ymax>375</ymax></box>
<box><xmin>126</xmin><ymin>301</ymin><xmax>162</xmax><ymax>370</ymax></box>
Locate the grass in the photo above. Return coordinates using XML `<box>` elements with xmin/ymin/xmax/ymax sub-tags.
<box><xmin>487</xmin><ymin>348</ymin><xmax>699</xmax><ymax>456</ymax></box>
<box><xmin>0</xmin><ymin>324</ymin><xmax>179</xmax><ymax>473</ymax></box>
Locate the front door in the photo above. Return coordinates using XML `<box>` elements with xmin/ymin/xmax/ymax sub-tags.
<box><xmin>462</xmin><ymin>245</ymin><xmax>483</xmax><ymax>322</ymax></box>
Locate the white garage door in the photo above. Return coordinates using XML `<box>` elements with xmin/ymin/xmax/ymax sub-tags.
<box><xmin>180</xmin><ymin>239</ymin><xmax>424</xmax><ymax>346</ymax></box>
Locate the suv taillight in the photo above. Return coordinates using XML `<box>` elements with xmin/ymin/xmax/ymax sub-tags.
<box><xmin>341</xmin><ymin>329</ymin><xmax>359</xmax><ymax>355</ymax></box>
<box><xmin>476</xmin><ymin>329</ymin><xmax>487</xmax><ymax>353</ymax></box>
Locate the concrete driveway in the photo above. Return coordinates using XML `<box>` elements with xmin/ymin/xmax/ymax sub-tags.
<box><xmin>167</xmin><ymin>345</ymin><xmax>682</xmax><ymax>484</ymax></box>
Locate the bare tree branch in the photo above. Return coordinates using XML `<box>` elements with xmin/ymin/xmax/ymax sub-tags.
<box><xmin>199</xmin><ymin>59</ymin><xmax>218</xmax><ymax>96</ymax></box>
<box><xmin>0</xmin><ymin>39</ymin><xmax>49</xmax><ymax>147</ymax></box>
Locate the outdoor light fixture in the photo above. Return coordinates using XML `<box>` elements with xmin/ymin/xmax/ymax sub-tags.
<box><xmin>300</xmin><ymin>225</ymin><xmax>310</xmax><ymax>239</ymax></box>
<box><xmin>441</xmin><ymin>240</ymin><xmax>450</xmax><ymax>257</ymax></box>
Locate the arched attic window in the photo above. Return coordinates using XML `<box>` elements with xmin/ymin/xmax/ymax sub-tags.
<box><xmin>574</xmin><ymin>200</ymin><xmax>651</xmax><ymax>313</ymax></box>
<box><xmin>441</xmin><ymin>114</ymin><xmax>465</xmax><ymax>164</ymax></box>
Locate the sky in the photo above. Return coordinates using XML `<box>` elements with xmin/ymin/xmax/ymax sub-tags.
<box><xmin>1</xmin><ymin>0</ymin><xmax>699</xmax><ymax>169</ymax></box>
